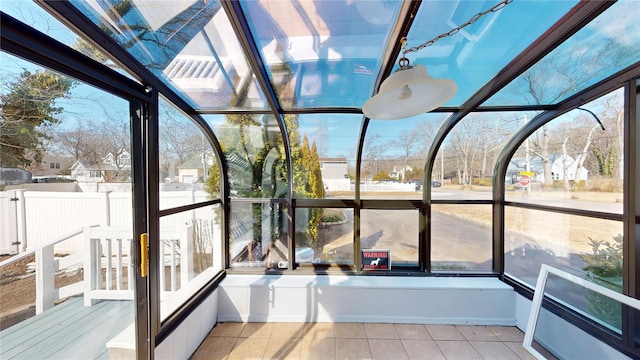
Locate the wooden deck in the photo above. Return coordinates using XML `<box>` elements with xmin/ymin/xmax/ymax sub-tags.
<box><xmin>0</xmin><ymin>296</ymin><xmax>134</xmax><ymax>360</ymax></box>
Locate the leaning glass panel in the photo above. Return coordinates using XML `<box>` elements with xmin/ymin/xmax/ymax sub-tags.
<box><xmin>0</xmin><ymin>53</ymin><xmax>137</xmax><ymax>357</ymax></box>
<box><xmin>159</xmin><ymin>204</ymin><xmax>222</xmax><ymax>321</ymax></box>
<box><xmin>289</xmin><ymin>114</ymin><xmax>361</xmax><ymax>199</ymax></box>
<box><xmin>229</xmin><ymin>201</ymin><xmax>288</xmax><ymax>269</ymax></box>
<box><xmin>360</xmin><ymin>209</ymin><xmax>418</xmax><ymax>266</ymax></box>
<box><xmin>504</xmin><ymin>207</ymin><xmax>623</xmax><ymax>289</ymax></box>
<box><xmin>431</xmin><ymin>204</ymin><xmax>492</xmax><ymax>272</ymax></box>
<box><xmin>362</xmin><ymin>113</ymin><xmax>447</xmax><ymax>200</ymax></box>
<box><xmin>159</xmin><ymin>97</ymin><xmax>219</xmax><ymax>210</ymax></box>
<box><xmin>295</xmin><ymin>207</ymin><xmax>354</xmax><ymax>266</ymax></box>
<box><xmin>505</xmin><ymin>90</ymin><xmax>624</xmax><ymax>214</ymax></box>
<box><xmin>527</xmin><ymin>272</ymin><xmax>634</xmax><ymax>359</ymax></box>
<box><xmin>205</xmin><ymin>114</ymin><xmax>287</xmax><ymax>199</ymax></box>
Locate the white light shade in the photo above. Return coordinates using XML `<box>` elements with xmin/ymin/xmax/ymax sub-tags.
<box><xmin>363</xmin><ymin>64</ymin><xmax>457</xmax><ymax>120</ymax></box>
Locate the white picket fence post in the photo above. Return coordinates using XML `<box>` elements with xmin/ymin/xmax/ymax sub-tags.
<box><xmin>35</xmin><ymin>244</ymin><xmax>55</xmax><ymax>314</ymax></box>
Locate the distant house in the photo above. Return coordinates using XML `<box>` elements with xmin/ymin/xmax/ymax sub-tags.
<box><xmin>551</xmin><ymin>155</ymin><xmax>588</xmax><ymax>181</ymax></box>
<box><xmin>389</xmin><ymin>165</ymin><xmax>412</xmax><ymax>181</ymax></box>
<box><xmin>319</xmin><ymin>158</ymin><xmax>348</xmax><ymax>180</ymax></box>
<box><xmin>177</xmin><ymin>152</ymin><xmax>215</xmax><ymax>184</ymax></box>
<box><xmin>70</xmin><ymin>161</ymin><xmax>119</xmax><ymax>183</ymax></box>
<box><xmin>319</xmin><ymin>157</ymin><xmax>350</xmax><ymax>192</ymax></box>
<box><xmin>102</xmin><ymin>149</ymin><xmax>131</xmax><ymax>168</ymax></box>
<box><xmin>70</xmin><ymin>149</ymin><xmax>132</xmax><ymax>183</ymax></box>
<box><xmin>507</xmin><ymin>154</ymin><xmax>588</xmax><ymax>184</ymax></box>
<box><xmin>28</xmin><ymin>154</ymin><xmax>74</xmax><ymax>178</ymax></box>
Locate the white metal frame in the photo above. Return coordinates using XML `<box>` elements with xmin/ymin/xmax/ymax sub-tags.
<box><xmin>524</xmin><ymin>264</ymin><xmax>640</xmax><ymax>359</ymax></box>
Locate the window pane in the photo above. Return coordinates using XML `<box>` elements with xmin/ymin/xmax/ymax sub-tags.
<box><xmin>504</xmin><ymin>207</ymin><xmax>623</xmax><ymax>289</ymax></box>
<box><xmin>159</xmin><ymin>97</ymin><xmax>218</xmax><ymax>210</ymax></box>
<box><xmin>361</xmin><ymin>209</ymin><xmax>418</xmax><ymax>265</ymax></box>
<box><xmin>505</xmin><ymin>90</ymin><xmax>624</xmax><ymax>214</ymax></box>
<box><xmin>159</xmin><ymin>204</ymin><xmax>222</xmax><ymax>321</ymax></box>
<box><xmin>229</xmin><ymin>201</ymin><xmax>287</xmax><ymax>269</ymax></box>
<box><xmin>362</xmin><ymin>114</ymin><xmax>446</xmax><ymax>199</ymax></box>
<box><xmin>431</xmin><ymin>204</ymin><xmax>492</xmax><ymax>272</ymax></box>
<box><xmin>290</xmin><ymin>114</ymin><xmax>361</xmax><ymax>199</ymax></box>
<box><xmin>295</xmin><ymin>207</ymin><xmax>354</xmax><ymax>266</ymax></box>
<box><xmin>205</xmin><ymin>114</ymin><xmax>287</xmax><ymax>199</ymax></box>
<box><xmin>436</xmin><ymin>111</ymin><xmax>538</xmax><ymax>200</ymax></box>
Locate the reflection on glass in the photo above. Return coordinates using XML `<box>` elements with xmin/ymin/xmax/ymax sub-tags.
<box><xmin>70</xmin><ymin>0</ymin><xmax>267</xmax><ymax>109</ymax></box>
<box><xmin>362</xmin><ymin>114</ymin><xmax>446</xmax><ymax>199</ymax></box>
<box><xmin>431</xmin><ymin>204</ymin><xmax>492</xmax><ymax>271</ymax></box>
<box><xmin>295</xmin><ymin>208</ymin><xmax>354</xmax><ymax>265</ymax></box>
<box><xmin>486</xmin><ymin>0</ymin><xmax>639</xmax><ymax>106</ymax></box>
<box><xmin>290</xmin><ymin>114</ymin><xmax>361</xmax><ymax>198</ymax></box>
<box><xmin>229</xmin><ymin>201</ymin><xmax>287</xmax><ymax>269</ymax></box>
<box><xmin>205</xmin><ymin>114</ymin><xmax>287</xmax><ymax>199</ymax></box>
<box><xmin>361</xmin><ymin>209</ymin><xmax>418</xmax><ymax>265</ymax></box>
<box><xmin>436</xmin><ymin>111</ymin><xmax>537</xmax><ymax>200</ymax></box>
<box><xmin>159</xmin><ymin>97</ymin><xmax>218</xmax><ymax>210</ymax></box>
<box><xmin>505</xmin><ymin>90</ymin><xmax>624</xmax><ymax>214</ymax></box>
<box><xmin>240</xmin><ymin>0</ymin><xmax>402</xmax><ymax>109</ymax></box>
<box><xmin>545</xmin><ymin>274</ymin><xmax>622</xmax><ymax>333</ymax></box>
<box><xmin>159</xmin><ymin>205</ymin><xmax>222</xmax><ymax>321</ymax></box>
<box><xmin>504</xmin><ymin>207</ymin><xmax>623</xmax><ymax>288</ymax></box>
<box><xmin>0</xmin><ymin>54</ymin><xmax>136</xmax><ymax>356</ymax></box>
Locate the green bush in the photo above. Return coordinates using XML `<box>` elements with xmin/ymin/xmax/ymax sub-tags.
<box><xmin>580</xmin><ymin>234</ymin><xmax>623</xmax><ymax>329</ymax></box>
<box><xmin>321</xmin><ymin>214</ymin><xmax>344</xmax><ymax>223</ymax></box>
<box><xmin>580</xmin><ymin>234</ymin><xmax>623</xmax><ymax>278</ymax></box>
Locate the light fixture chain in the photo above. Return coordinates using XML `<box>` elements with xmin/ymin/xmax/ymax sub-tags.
<box><xmin>403</xmin><ymin>0</ymin><xmax>513</xmax><ymax>56</ymax></box>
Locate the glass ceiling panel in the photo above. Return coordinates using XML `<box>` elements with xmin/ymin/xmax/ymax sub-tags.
<box><xmin>70</xmin><ymin>0</ymin><xmax>268</xmax><ymax>110</ymax></box>
<box><xmin>486</xmin><ymin>0</ymin><xmax>640</xmax><ymax>106</ymax></box>
<box><xmin>240</xmin><ymin>0</ymin><xmax>402</xmax><ymax>109</ymax></box>
<box><xmin>2</xmin><ymin>1</ymin><xmax>137</xmax><ymax>81</ymax></box>
<box><xmin>402</xmin><ymin>0</ymin><xmax>577</xmax><ymax>107</ymax></box>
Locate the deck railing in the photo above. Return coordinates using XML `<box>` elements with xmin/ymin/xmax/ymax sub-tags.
<box><xmin>0</xmin><ymin>224</ymin><xmax>195</xmax><ymax>315</ymax></box>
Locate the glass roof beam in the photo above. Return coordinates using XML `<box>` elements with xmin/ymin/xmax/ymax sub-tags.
<box><xmin>221</xmin><ymin>0</ymin><xmax>295</xmax><ymax>269</ymax></box>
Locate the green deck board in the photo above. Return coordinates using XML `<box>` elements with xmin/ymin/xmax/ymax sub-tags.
<box><xmin>1</xmin><ymin>296</ymin><xmax>134</xmax><ymax>360</ymax></box>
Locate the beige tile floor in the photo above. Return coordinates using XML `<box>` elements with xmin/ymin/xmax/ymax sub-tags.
<box><xmin>190</xmin><ymin>322</ymin><xmax>537</xmax><ymax>360</ymax></box>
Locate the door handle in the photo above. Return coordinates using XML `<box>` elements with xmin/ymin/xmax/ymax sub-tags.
<box><xmin>140</xmin><ymin>233</ymin><xmax>148</xmax><ymax>277</ymax></box>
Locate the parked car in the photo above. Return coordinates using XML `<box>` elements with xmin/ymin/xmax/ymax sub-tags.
<box><xmin>431</xmin><ymin>180</ymin><xmax>442</xmax><ymax>187</ymax></box>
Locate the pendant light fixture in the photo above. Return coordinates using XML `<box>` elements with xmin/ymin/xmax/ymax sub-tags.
<box><xmin>363</xmin><ymin>0</ymin><xmax>512</xmax><ymax>120</ymax></box>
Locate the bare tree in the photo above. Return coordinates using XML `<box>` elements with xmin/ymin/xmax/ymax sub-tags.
<box><xmin>390</xmin><ymin>129</ymin><xmax>422</xmax><ymax>181</ymax></box>
<box><xmin>362</xmin><ymin>134</ymin><xmax>390</xmax><ymax>180</ymax></box>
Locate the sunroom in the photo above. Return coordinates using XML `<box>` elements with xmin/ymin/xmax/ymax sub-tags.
<box><xmin>0</xmin><ymin>0</ymin><xmax>638</xmax><ymax>359</ymax></box>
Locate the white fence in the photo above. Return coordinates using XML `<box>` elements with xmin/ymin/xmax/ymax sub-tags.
<box><xmin>0</xmin><ymin>189</ymin><xmax>216</xmax><ymax>255</ymax></box>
